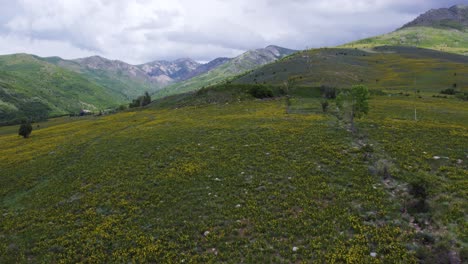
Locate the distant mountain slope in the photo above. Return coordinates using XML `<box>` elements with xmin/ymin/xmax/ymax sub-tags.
<box><xmin>401</xmin><ymin>4</ymin><xmax>468</xmax><ymax>30</ymax></box>
<box><xmin>0</xmin><ymin>54</ymin><xmax>124</xmax><ymax>124</ymax></box>
<box><xmin>342</xmin><ymin>5</ymin><xmax>468</xmax><ymax>55</ymax></box>
<box><xmin>153</xmin><ymin>45</ymin><xmax>297</xmax><ymax>98</ymax></box>
<box><xmin>233</xmin><ymin>46</ymin><xmax>468</xmax><ymax>92</ymax></box>
<box><xmin>45</xmin><ymin>56</ymin><xmax>157</xmax><ymax>100</ymax></box>
<box><xmin>138</xmin><ymin>58</ymin><xmax>201</xmax><ymax>84</ymax></box>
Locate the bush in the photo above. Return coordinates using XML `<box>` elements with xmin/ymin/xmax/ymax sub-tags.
<box><xmin>320</xmin><ymin>86</ymin><xmax>337</xmax><ymax>99</ymax></box>
<box><xmin>130</xmin><ymin>92</ymin><xmax>152</xmax><ymax>108</ymax></box>
<box><xmin>455</xmin><ymin>92</ymin><xmax>468</xmax><ymax>101</ymax></box>
<box><xmin>18</xmin><ymin>122</ymin><xmax>33</xmax><ymax>138</ymax></box>
<box><xmin>321</xmin><ymin>100</ymin><xmax>329</xmax><ymax>113</ymax></box>
<box><xmin>440</xmin><ymin>88</ymin><xmax>456</xmax><ymax>95</ymax></box>
<box><xmin>249</xmin><ymin>85</ymin><xmax>273</xmax><ymax>99</ymax></box>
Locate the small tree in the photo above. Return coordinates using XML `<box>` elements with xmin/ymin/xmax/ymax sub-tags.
<box><xmin>336</xmin><ymin>85</ymin><xmax>370</xmax><ymax>132</ymax></box>
<box><xmin>129</xmin><ymin>92</ymin><xmax>152</xmax><ymax>108</ymax></box>
<box><xmin>18</xmin><ymin>122</ymin><xmax>33</xmax><ymax>138</ymax></box>
<box><xmin>142</xmin><ymin>92</ymin><xmax>151</xmax><ymax>106</ymax></box>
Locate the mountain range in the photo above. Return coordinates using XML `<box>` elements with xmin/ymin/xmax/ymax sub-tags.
<box><xmin>0</xmin><ymin>45</ymin><xmax>294</xmax><ymax>124</ymax></box>
<box><xmin>0</xmin><ymin>4</ymin><xmax>467</xmax><ymax>124</ymax></box>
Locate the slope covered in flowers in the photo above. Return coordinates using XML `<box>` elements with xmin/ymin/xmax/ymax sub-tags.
<box><xmin>0</xmin><ymin>92</ymin><xmax>466</xmax><ymax>262</ymax></box>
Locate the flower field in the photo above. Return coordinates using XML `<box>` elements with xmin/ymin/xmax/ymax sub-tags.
<box><xmin>0</xmin><ymin>94</ymin><xmax>466</xmax><ymax>262</ymax></box>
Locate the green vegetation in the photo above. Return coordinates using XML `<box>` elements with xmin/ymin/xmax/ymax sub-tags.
<box><xmin>0</xmin><ymin>83</ymin><xmax>466</xmax><ymax>262</ymax></box>
<box><xmin>336</xmin><ymin>85</ymin><xmax>370</xmax><ymax>131</ymax></box>
<box><xmin>129</xmin><ymin>92</ymin><xmax>152</xmax><ymax>108</ymax></box>
<box><xmin>17</xmin><ymin>122</ymin><xmax>32</xmax><ymax>138</ymax></box>
<box><xmin>341</xmin><ymin>27</ymin><xmax>468</xmax><ymax>55</ymax></box>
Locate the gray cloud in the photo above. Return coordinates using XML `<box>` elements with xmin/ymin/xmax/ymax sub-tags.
<box><xmin>0</xmin><ymin>0</ymin><xmax>464</xmax><ymax>64</ymax></box>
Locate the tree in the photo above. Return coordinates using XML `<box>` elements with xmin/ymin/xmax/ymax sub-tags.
<box><xmin>336</xmin><ymin>85</ymin><xmax>370</xmax><ymax>132</ymax></box>
<box><xmin>129</xmin><ymin>92</ymin><xmax>152</xmax><ymax>108</ymax></box>
<box><xmin>18</xmin><ymin>122</ymin><xmax>33</xmax><ymax>138</ymax></box>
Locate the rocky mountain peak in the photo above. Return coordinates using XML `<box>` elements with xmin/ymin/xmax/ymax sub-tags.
<box><xmin>400</xmin><ymin>4</ymin><xmax>468</xmax><ymax>30</ymax></box>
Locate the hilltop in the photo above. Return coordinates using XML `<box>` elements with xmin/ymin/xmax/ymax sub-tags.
<box><xmin>401</xmin><ymin>4</ymin><xmax>468</xmax><ymax>30</ymax></box>
<box><xmin>342</xmin><ymin>5</ymin><xmax>468</xmax><ymax>55</ymax></box>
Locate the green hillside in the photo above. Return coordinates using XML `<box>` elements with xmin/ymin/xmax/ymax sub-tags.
<box><xmin>234</xmin><ymin>46</ymin><xmax>468</xmax><ymax>94</ymax></box>
<box><xmin>0</xmin><ymin>54</ymin><xmax>126</xmax><ymax>125</ymax></box>
<box><xmin>42</xmin><ymin>57</ymin><xmax>156</xmax><ymax>100</ymax></box>
<box><xmin>0</xmin><ymin>84</ymin><xmax>466</xmax><ymax>262</ymax></box>
<box><xmin>341</xmin><ymin>27</ymin><xmax>468</xmax><ymax>55</ymax></box>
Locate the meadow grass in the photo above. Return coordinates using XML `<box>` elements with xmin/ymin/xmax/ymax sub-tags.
<box><xmin>0</xmin><ymin>93</ymin><xmax>466</xmax><ymax>262</ymax></box>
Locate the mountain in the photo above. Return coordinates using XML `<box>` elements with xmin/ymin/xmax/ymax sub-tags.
<box><xmin>341</xmin><ymin>5</ymin><xmax>468</xmax><ymax>55</ymax></box>
<box><xmin>138</xmin><ymin>58</ymin><xmax>201</xmax><ymax>84</ymax></box>
<box><xmin>57</xmin><ymin>56</ymin><xmax>158</xmax><ymax>99</ymax></box>
<box><xmin>0</xmin><ymin>54</ymin><xmax>125</xmax><ymax>125</ymax></box>
<box><xmin>401</xmin><ymin>4</ymin><xmax>468</xmax><ymax>30</ymax></box>
<box><xmin>233</xmin><ymin>46</ymin><xmax>468</xmax><ymax>93</ymax></box>
<box><xmin>153</xmin><ymin>45</ymin><xmax>297</xmax><ymax>98</ymax></box>
<box><xmin>0</xmin><ymin>46</ymin><xmax>293</xmax><ymax>124</ymax></box>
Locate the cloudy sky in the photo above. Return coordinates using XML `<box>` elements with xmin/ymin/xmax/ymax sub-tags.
<box><xmin>0</xmin><ymin>0</ymin><xmax>463</xmax><ymax>64</ymax></box>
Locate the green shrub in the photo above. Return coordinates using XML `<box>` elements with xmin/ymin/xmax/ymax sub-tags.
<box><xmin>440</xmin><ymin>88</ymin><xmax>456</xmax><ymax>95</ymax></box>
<box><xmin>249</xmin><ymin>85</ymin><xmax>273</xmax><ymax>99</ymax></box>
<box><xmin>18</xmin><ymin>122</ymin><xmax>33</xmax><ymax>138</ymax></box>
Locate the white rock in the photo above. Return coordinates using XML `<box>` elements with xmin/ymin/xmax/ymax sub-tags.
<box><xmin>235</xmin><ymin>204</ymin><xmax>241</xmax><ymax>208</ymax></box>
<box><xmin>292</xmin><ymin>246</ymin><xmax>299</xmax><ymax>252</ymax></box>
<box><xmin>203</xmin><ymin>231</ymin><xmax>210</xmax><ymax>237</ymax></box>
<box><xmin>370</xmin><ymin>252</ymin><xmax>377</xmax><ymax>257</ymax></box>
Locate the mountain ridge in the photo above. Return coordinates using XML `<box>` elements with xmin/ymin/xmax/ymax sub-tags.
<box><xmin>401</xmin><ymin>4</ymin><xmax>468</xmax><ymax>31</ymax></box>
<box><xmin>153</xmin><ymin>45</ymin><xmax>297</xmax><ymax>98</ymax></box>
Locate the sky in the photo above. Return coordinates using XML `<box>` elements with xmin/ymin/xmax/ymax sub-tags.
<box><xmin>0</xmin><ymin>0</ymin><xmax>464</xmax><ymax>64</ymax></box>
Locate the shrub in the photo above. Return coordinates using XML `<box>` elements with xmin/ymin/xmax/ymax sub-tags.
<box><xmin>455</xmin><ymin>92</ymin><xmax>468</xmax><ymax>101</ymax></box>
<box><xmin>130</xmin><ymin>92</ymin><xmax>152</xmax><ymax>108</ymax></box>
<box><xmin>321</xmin><ymin>100</ymin><xmax>329</xmax><ymax>113</ymax></box>
<box><xmin>440</xmin><ymin>88</ymin><xmax>456</xmax><ymax>95</ymax></box>
<box><xmin>249</xmin><ymin>85</ymin><xmax>273</xmax><ymax>99</ymax></box>
<box><xmin>320</xmin><ymin>86</ymin><xmax>337</xmax><ymax>99</ymax></box>
<box><xmin>18</xmin><ymin>122</ymin><xmax>33</xmax><ymax>138</ymax></box>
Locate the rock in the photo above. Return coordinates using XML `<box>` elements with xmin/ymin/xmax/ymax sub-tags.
<box><xmin>255</xmin><ymin>186</ymin><xmax>266</xmax><ymax>191</ymax></box>
<box><xmin>235</xmin><ymin>204</ymin><xmax>241</xmax><ymax>208</ymax></box>
<box><xmin>370</xmin><ymin>252</ymin><xmax>377</xmax><ymax>257</ymax></box>
<box><xmin>292</xmin><ymin>246</ymin><xmax>299</xmax><ymax>252</ymax></box>
<box><xmin>203</xmin><ymin>231</ymin><xmax>210</xmax><ymax>237</ymax></box>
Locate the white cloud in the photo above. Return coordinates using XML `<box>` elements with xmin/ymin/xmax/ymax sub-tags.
<box><xmin>0</xmin><ymin>0</ymin><xmax>462</xmax><ymax>63</ymax></box>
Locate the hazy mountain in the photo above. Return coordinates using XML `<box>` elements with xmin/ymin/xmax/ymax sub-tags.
<box><xmin>154</xmin><ymin>45</ymin><xmax>297</xmax><ymax>98</ymax></box>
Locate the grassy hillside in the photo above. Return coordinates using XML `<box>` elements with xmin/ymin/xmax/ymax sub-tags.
<box><xmin>0</xmin><ymin>84</ymin><xmax>466</xmax><ymax>262</ymax></box>
<box><xmin>234</xmin><ymin>46</ymin><xmax>468</xmax><ymax>94</ymax></box>
<box><xmin>0</xmin><ymin>54</ymin><xmax>126</xmax><ymax>125</ymax></box>
<box><xmin>341</xmin><ymin>27</ymin><xmax>468</xmax><ymax>55</ymax></box>
<box><xmin>43</xmin><ymin>57</ymin><xmax>157</xmax><ymax>100</ymax></box>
